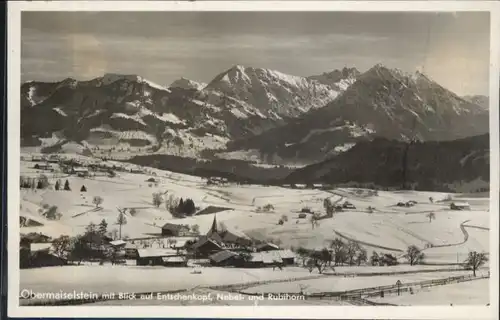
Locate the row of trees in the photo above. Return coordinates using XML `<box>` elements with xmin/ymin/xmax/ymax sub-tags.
<box><xmin>20</xmin><ymin>175</ymin><xmax>74</xmax><ymax>191</ymax></box>
<box><xmin>295</xmin><ymin>238</ymin><xmax>369</xmax><ymax>273</ymax></box>
<box><xmin>293</xmin><ymin>240</ymin><xmax>429</xmax><ymax>273</ymax></box>
<box><xmin>54</xmin><ymin>179</ymin><xmax>71</xmax><ymax>191</ymax></box>
<box><xmin>20</xmin><ymin>175</ymin><xmax>51</xmax><ymax>190</ymax></box>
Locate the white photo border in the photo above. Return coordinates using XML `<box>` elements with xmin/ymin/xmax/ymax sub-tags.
<box><xmin>7</xmin><ymin>1</ymin><xmax>500</xmax><ymax>319</ymax></box>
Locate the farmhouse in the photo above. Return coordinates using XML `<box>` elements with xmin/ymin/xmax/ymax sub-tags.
<box><xmin>161</xmin><ymin>256</ymin><xmax>187</xmax><ymax>267</ymax></box>
<box><xmin>72</xmin><ymin>167</ymin><xmax>90</xmax><ymax>177</ymax></box>
<box><xmin>28</xmin><ymin>243</ymin><xmax>67</xmax><ymax>268</ymax></box>
<box><xmin>124</xmin><ymin>242</ymin><xmax>139</xmax><ymax>258</ymax></box>
<box><xmin>33</xmin><ymin>163</ymin><xmax>54</xmax><ymax>171</ymax></box>
<box><xmin>161</xmin><ymin>223</ymin><xmax>190</xmax><ymax>237</ymax></box>
<box><xmin>192</xmin><ymin>237</ymin><xmax>223</xmax><ymax>258</ymax></box>
<box><xmin>276</xmin><ymin>249</ymin><xmax>296</xmax><ymax>265</ymax></box>
<box><xmin>450</xmin><ymin>202</ymin><xmax>471</xmax><ymax>210</ymax></box>
<box><xmin>136</xmin><ymin>248</ymin><xmax>182</xmax><ymax>266</ymax></box>
<box><xmin>209</xmin><ymin>250</ymin><xmax>240</xmax><ymax>267</ymax></box>
<box><xmin>243</xmin><ymin>251</ymin><xmax>283</xmax><ymax>268</ymax></box>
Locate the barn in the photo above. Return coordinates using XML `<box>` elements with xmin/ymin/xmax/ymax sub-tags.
<box><xmin>450</xmin><ymin>202</ymin><xmax>471</xmax><ymax>210</ymax></box>
<box><xmin>161</xmin><ymin>256</ymin><xmax>187</xmax><ymax>267</ymax></box>
<box><xmin>209</xmin><ymin>250</ymin><xmax>240</xmax><ymax>267</ymax></box>
<box><xmin>136</xmin><ymin>248</ymin><xmax>181</xmax><ymax>266</ymax></box>
<box><xmin>161</xmin><ymin>223</ymin><xmax>190</xmax><ymax>237</ymax></box>
<box><xmin>277</xmin><ymin>249</ymin><xmax>296</xmax><ymax>265</ymax></box>
<box><xmin>256</xmin><ymin>243</ymin><xmax>280</xmax><ymax>252</ymax></box>
<box><xmin>124</xmin><ymin>242</ymin><xmax>139</xmax><ymax>258</ymax></box>
<box><xmin>28</xmin><ymin>243</ymin><xmax>67</xmax><ymax>268</ymax></box>
<box><xmin>192</xmin><ymin>237</ymin><xmax>223</xmax><ymax>258</ymax></box>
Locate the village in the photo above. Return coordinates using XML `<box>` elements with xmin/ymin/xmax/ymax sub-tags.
<box><xmin>18</xmin><ymin>152</ymin><xmax>490</xmax><ymax>306</ymax></box>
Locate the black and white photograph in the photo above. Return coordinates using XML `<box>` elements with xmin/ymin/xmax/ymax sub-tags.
<box><xmin>7</xmin><ymin>1</ymin><xmax>499</xmax><ymax>319</ymax></box>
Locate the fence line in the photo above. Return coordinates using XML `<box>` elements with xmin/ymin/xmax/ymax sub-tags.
<box><xmin>233</xmin><ymin>273</ymin><xmax>489</xmax><ymax>301</ymax></box>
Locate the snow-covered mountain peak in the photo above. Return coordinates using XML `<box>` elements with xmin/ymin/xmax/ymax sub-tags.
<box><xmin>101</xmin><ymin>73</ymin><xmax>141</xmax><ymax>85</ymax></box>
<box><xmin>206</xmin><ymin>65</ymin><xmax>347</xmax><ymax>118</ymax></box>
<box><xmin>308</xmin><ymin>67</ymin><xmax>360</xmax><ymax>89</ymax></box>
<box><xmin>170</xmin><ymin>77</ymin><xmax>207</xmax><ymax>91</ymax></box>
<box><xmin>99</xmin><ymin>73</ymin><xmax>169</xmax><ymax>91</ymax></box>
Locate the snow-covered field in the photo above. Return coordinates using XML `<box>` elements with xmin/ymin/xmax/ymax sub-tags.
<box><xmin>242</xmin><ymin>270</ymin><xmax>488</xmax><ymax>294</ymax></box>
<box><xmin>369</xmin><ymin>278</ymin><xmax>490</xmax><ymax>306</ymax></box>
<box><xmin>19</xmin><ymin>157</ymin><xmax>490</xmax><ymax>257</ymax></box>
<box><xmin>18</xmin><ymin>154</ymin><xmax>491</xmax><ymax>305</ymax></box>
<box><xmin>20</xmin><ymin>265</ymin><xmax>316</xmax><ymax>296</ymax></box>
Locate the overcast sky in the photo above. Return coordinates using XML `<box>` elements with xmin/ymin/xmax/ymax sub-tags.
<box><xmin>22</xmin><ymin>11</ymin><xmax>490</xmax><ymax>96</ymax></box>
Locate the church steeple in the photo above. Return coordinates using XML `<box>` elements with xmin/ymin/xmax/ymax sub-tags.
<box><xmin>207</xmin><ymin>214</ymin><xmax>218</xmax><ymax>237</ymax></box>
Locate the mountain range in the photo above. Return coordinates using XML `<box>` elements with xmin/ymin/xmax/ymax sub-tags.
<box><xmin>21</xmin><ymin>65</ymin><xmax>354</xmax><ymax>158</ymax></box>
<box><xmin>20</xmin><ymin>63</ymin><xmax>490</xmax><ymax>190</ymax></box>
<box><xmin>223</xmin><ymin>64</ymin><xmax>489</xmax><ymax>165</ymax></box>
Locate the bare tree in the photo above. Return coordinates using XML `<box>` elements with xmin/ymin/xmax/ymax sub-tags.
<box><xmin>309</xmin><ymin>213</ymin><xmax>321</xmax><ymax>229</ymax></box>
<box><xmin>346</xmin><ymin>241</ymin><xmax>360</xmax><ymax>265</ymax></box>
<box><xmin>370</xmin><ymin>251</ymin><xmax>380</xmax><ymax>266</ymax></box>
<box><xmin>52</xmin><ymin>235</ymin><xmax>71</xmax><ymax>259</ymax></box>
<box><xmin>463</xmin><ymin>251</ymin><xmax>488</xmax><ymax>277</ymax></box>
<box><xmin>356</xmin><ymin>248</ymin><xmax>368</xmax><ymax>266</ymax></box>
<box><xmin>330</xmin><ymin>238</ymin><xmax>346</xmax><ymax>266</ymax></box>
<box><xmin>323</xmin><ymin>198</ymin><xmax>334</xmax><ymax>217</ymax></box>
<box><xmin>296</xmin><ymin>247</ymin><xmax>310</xmax><ymax>267</ymax></box>
<box><xmin>152</xmin><ymin>192</ymin><xmax>163</xmax><ymax>208</ymax></box>
<box><xmin>404</xmin><ymin>245</ymin><xmax>425</xmax><ymax>266</ymax></box>
<box><xmin>307</xmin><ymin>248</ymin><xmax>332</xmax><ymax>274</ymax></box>
<box><xmin>92</xmin><ymin>196</ymin><xmax>104</xmax><ymax>208</ymax></box>
<box><xmin>116</xmin><ymin>209</ymin><xmax>128</xmax><ymax>239</ymax></box>
<box><xmin>44</xmin><ymin>205</ymin><xmax>59</xmax><ymax>220</ymax></box>
<box><xmin>426</xmin><ymin>212</ymin><xmax>436</xmax><ymax>223</ymax></box>
<box><xmin>166</xmin><ymin>194</ymin><xmax>179</xmax><ymax>212</ymax></box>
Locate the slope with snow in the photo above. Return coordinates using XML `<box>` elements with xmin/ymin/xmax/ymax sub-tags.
<box><xmin>205</xmin><ymin>65</ymin><xmax>352</xmax><ymax>119</ymax></box>
<box><xmin>19</xmin><ymin>159</ymin><xmax>489</xmax><ymax>264</ymax></box>
<box><xmin>225</xmin><ymin>64</ymin><xmax>489</xmax><ymax>165</ymax></box>
<box><xmin>24</xmin><ymin>65</ymin><xmax>349</xmax><ymax>157</ymax></box>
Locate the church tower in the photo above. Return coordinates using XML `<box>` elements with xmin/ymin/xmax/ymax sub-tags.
<box><xmin>206</xmin><ymin>214</ymin><xmax>218</xmax><ymax>238</ymax></box>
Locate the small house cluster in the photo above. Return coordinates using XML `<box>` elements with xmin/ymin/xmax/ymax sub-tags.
<box><xmin>22</xmin><ymin>215</ymin><xmax>297</xmax><ymax>270</ymax></box>
<box><xmin>450</xmin><ymin>202</ymin><xmax>471</xmax><ymax>211</ymax></box>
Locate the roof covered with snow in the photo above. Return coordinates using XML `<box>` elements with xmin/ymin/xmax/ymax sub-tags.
<box><xmin>452</xmin><ymin>202</ymin><xmax>470</xmax><ymax>207</ymax></box>
<box><xmin>137</xmin><ymin>248</ymin><xmax>178</xmax><ymax>258</ymax></box>
<box><xmin>209</xmin><ymin>250</ymin><xmax>239</xmax><ymax>263</ymax></box>
<box><xmin>250</xmin><ymin>251</ymin><xmax>283</xmax><ymax>263</ymax></box>
<box><xmin>30</xmin><ymin>243</ymin><xmax>53</xmax><ymax>252</ymax></box>
<box><xmin>110</xmin><ymin>240</ymin><xmax>126</xmax><ymax>246</ymax></box>
<box><xmin>161</xmin><ymin>256</ymin><xmax>186</xmax><ymax>263</ymax></box>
